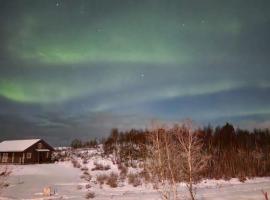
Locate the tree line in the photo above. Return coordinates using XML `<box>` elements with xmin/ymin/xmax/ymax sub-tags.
<box><xmin>71</xmin><ymin>122</ymin><xmax>270</xmax><ymax>199</ymax></box>
<box><xmin>72</xmin><ymin>122</ymin><xmax>270</xmax><ymax>179</ymax></box>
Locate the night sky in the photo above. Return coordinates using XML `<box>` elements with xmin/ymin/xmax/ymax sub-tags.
<box><xmin>0</xmin><ymin>0</ymin><xmax>270</xmax><ymax>145</ymax></box>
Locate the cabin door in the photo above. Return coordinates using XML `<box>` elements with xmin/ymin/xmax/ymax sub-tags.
<box><xmin>38</xmin><ymin>152</ymin><xmax>47</xmax><ymax>163</ymax></box>
<box><xmin>38</xmin><ymin>152</ymin><xmax>43</xmax><ymax>163</ymax></box>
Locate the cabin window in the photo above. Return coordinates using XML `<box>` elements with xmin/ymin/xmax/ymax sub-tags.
<box><xmin>2</xmin><ymin>153</ymin><xmax>8</xmax><ymax>163</ymax></box>
<box><xmin>46</xmin><ymin>152</ymin><xmax>49</xmax><ymax>158</ymax></box>
<box><xmin>37</xmin><ymin>142</ymin><xmax>43</xmax><ymax>149</ymax></box>
<box><xmin>26</xmin><ymin>152</ymin><xmax>32</xmax><ymax>159</ymax></box>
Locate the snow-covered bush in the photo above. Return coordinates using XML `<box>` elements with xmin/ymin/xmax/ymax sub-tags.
<box><xmin>106</xmin><ymin>172</ymin><xmax>118</xmax><ymax>188</ymax></box>
<box><xmin>128</xmin><ymin>173</ymin><xmax>142</xmax><ymax>187</ymax></box>
<box><xmin>92</xmin><ymin>161</ymin><xmax>110</xmax><ymax>171</ymax></box>
<box><xmin>96</xmin><ymin>174</ymin><xmax>109</xmax><ymax>186</ymax></box>
<box><xmin>118</xmin><ymin>164</ymin><xmax>128</xmax><ymax>181</ymax></box>
<box><xmin>0</xmin><ymin>166</ymin><xmax>11</xmax><ymax>193</ymax></box>
<box><xmin>85</xmin><ymin>191</ymin><xmax>95</xmax><ymax>199</ymax></box>
<box><xmin>71</xmin><ymin>159</ymin><xmax>82</xmax><ymax>168</ymax></box>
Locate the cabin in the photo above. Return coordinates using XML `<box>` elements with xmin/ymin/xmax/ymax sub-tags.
<box><xmin>0</xmin><ymin>139</ymin><xmax>54</xmax><ymax>164</ymax></box>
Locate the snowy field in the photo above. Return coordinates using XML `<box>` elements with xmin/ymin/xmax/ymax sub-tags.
<box><xmin>0</xmin><ymin>162</ymin><xmax>86</xmax><ymax>200</ymax></box>
<box><xmin>1</xmin><ymin>149</ymin><xmax>270</xmax><ymax>200</ymax></box>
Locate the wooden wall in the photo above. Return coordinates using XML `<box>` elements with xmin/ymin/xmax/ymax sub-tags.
<box><xmin>0</xmin><ymin>140</ymin><xmax>54</xmax><ymax>164</ymax></box>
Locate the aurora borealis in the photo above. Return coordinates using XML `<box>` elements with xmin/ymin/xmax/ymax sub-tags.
<box><xmin>0</xmin><ymin>0</ymin><xmax>270</xmax><ymax>145</ymax></box>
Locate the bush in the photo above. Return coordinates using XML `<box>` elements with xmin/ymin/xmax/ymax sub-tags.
<box><xmin>118</xmin><ymin>164</ymin><xmax>128</xmax><ymax>181</ymax></box>
<box><xmin>83</xmin><ymin>171</ymin><xmax>90</xmax><ymax>176</ymax></box>
<box><xmin>2</xmin><ymin>183</ymin><xmax>9</xmax><ymax>188</ymax></box>
<box><xmin>84</xmin><ymin>175</ymin><xmax>92</xmax><ymax>182</ymax></box>
<box><xmin>80</xmin><ymin>175</ymin><xmax>86</xmax><ymax>179</ymax></box>
<box><xmin>77</xmin><ymin>185</ymin><xmax>83</xmax><ymax>190</ymax></box>
<box><xmin>71</xmin><ymin>139</ymin><xmax>83</xmax><ymax>149</ymax></box>
<box><xmin>130</xmin><ymin>161</ymin><xmax>137</xmax><ymax>168</ymax></box>
<box><xmin>139</xmin><ymin>169</ymin><xmax>150</xmax><ymax>183</ymax></box>
<box><xmin>0</xmin><ymin>166</ymin><xmax>11</xmax><ymax>191</ymax></box>
<box><xmin>238</xmin><ymin>175</ymin><xmax>247</xmax><ymax>182</ymax></box>
<box><xmin>128</xmin><ymin>173</ymin><xmax>142</xmax><ymax>187</ymax></box>
<box><xmin>81</xmin><ymin>174</ymin><xmax>92</xmax><ymax>182</ymax></box>
<box><xmin>96</xmin><ymin>174</ymin><xmax>109</xmax><ymax>185</ymax></box>
<box><xmin>81</xmin><ymin>167</ymin><xmax>89</xmax><ymax>172</ymax></box>
<box><xmin>72</xmin><ymin>159</ymin><xmax>81</xmax><ymax>168</ymax></box>
<box><xmin>92</xmin><ymin>162</ymin><xmax>110</xmax><ymax>171</ymax></box>
<box><xmin>106</xmin><ymin>172</ymin><xmax>118</xmax><ymax>188</ymax></box>
<box><xmin>85</xmin><ymin>191</ymin><xmax>95</xmax><ymax>199</ymax></box>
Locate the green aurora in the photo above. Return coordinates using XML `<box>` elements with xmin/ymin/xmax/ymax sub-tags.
<box><xmin>0</xmin><ymin>0</ymin><xmax>270</xmax><ymax>143</ymax></box>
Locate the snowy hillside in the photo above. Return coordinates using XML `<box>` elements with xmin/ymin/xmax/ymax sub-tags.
<box><xmin>1</xmin><ymin>146</ymin><xmax>270</xmax><ymax>199</ymax></box>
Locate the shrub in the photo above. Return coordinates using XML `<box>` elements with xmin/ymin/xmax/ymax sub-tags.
<box><xmin>84</xmin><ymin>175</ymin><xmax>92</xmax><ymax>182</ymax></box>
<box><xmin>85</xmin><ymin>184</ymin><xmax>91</xmax><ymax>189</ymax></box>
<box><xmin>96</xmin><ymin>174</ymin><xmax>109</xmax><ymax>185</ymax></box>
<box><xmin>85</xmin><ymin>191</ymin><xmax>95</xmax><ymax>199</ymax></box>
<box><xmin>106</xmin><ymin>172</ymin><xmax>118</xmax><ymax>188</ymax></box>
<box><xmin>71</xmin><ymin>139</ymin><xmax>83</xmax><ymax>149</ymax></box>
<box><xmin>262</xmin><ymin>190</ymin><xmax>269</xmax><ymax>200</ymax></box>
<box><xmin>118</xmin><ymin>164</ymin><xmax>128</xmax><ymax>181</ymax></box>
<box><xmin>0</xmin><ymin>166</ymin><xmax>11</xmax><ymax>191</ymax></box>
<box><xmin>81</xmin><ymin>174</ymin><xmax>92</xmax><ymax>182</ymax></box>
<box><xmin>80</xmin><ymin>175</ymin><xmax>86</xmax><ymax>179</ymax></box>
<box><xmin>72</xmin><ymin>159</ymin><xmax>82</xmax><ymax>168</ymax></box>
<box><xmin>130</xmin><ymin>161</ymin><xmax>137</xmax><ymax>168</ymax></box>
<box><xmin>77</xmin><ymin>185</ymin><xmax>83</xmax><ymax>190</ymax></box>
<box><xmin>128</xmin><ymin>173</ymin><xmax>142</xmax><ymax>187</ymax></box>
<box><xmin>81</xmin><ymin>167</ymin><xmax>89</xmax><ymax>172</ymax></box>
<box><xmin>2</xmin><ymin>183</ymin><xmax>9</xmax><ymax>188</ymax></box>
<box><xmin>92</xmin><ymin>162</ymin><xmax>111</xmax><ymax>171</ymax></box>
<box><xmin>238</xmin><ymin>175</ymin><xmax>247</xmax><ymax>183</ymax></box>
<box><xmin>83</xmin><ymin>171</ymin><xmax>90</xmax><ymax>176</ymax></box>
<box><xmin>139</xmin><ymin>169</ymin><xmax>150</xmax><ymax>183</ymax></box>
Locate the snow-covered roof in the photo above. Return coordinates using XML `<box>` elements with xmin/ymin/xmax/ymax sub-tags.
<box><xmin>0</xmin><ymin>139</ymin><xmax>41</xmax><ymax>152</ymax></box>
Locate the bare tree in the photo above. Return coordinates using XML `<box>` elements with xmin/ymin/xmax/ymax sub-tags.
<box><xmin>146</xmin><ymin>121</ymin><xmax>210</xmax><ymax>200</ymax></box>
<box><xmin>146</xmin><ymin>121</ymin><xmax>179</xmax><ymax>200</ymax></box>
<box><xmin>175</xmin><ymin>122</ymin><xmax>210</xmax><ymax>200</ymax></box>
<box><xmin>163</xmin><ymin>129</ymin><xmax>178</xmax><ymax>200</ymax></box>
<box><xmin>147</xmin><ymin>126</ymin><xmax>170</xmax><ymax>200</ymax></box>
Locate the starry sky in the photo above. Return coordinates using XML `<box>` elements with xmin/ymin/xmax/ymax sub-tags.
<box><xmin>0</xmin><ymin>0</ymin><xmax>270</xmax><ymax>145</ymax></box>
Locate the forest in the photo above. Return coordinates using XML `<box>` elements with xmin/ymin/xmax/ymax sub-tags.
<box><xmin>69</xmin><ymin>122</ymin><xmax>270</xmax><ymax>199</ymax></box>
<box><xmin>71</xmin><ymin>122</ymin><xmax>270</xmax><ymax>181</ymax></box>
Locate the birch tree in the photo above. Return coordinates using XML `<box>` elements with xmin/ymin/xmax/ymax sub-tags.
<box><xmin>146</xmin><ymin>121</ymin><xmax>180</xmax><ymax>200</ymax></box>
<box><xmin>175</xmin><ymin>123</ymin><xmax>210</xmax><ymax>200</ymax></box>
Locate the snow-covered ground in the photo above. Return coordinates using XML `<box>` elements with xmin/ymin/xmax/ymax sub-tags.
<box><xmin>1</xmin><ymin>148</ymin><xmax>270</xmax><ymax>200</ymax></box>
<box><xmin>0</xmin><ymin>162</ymin><xmax>86</xmax><ymax>200</ymax></box>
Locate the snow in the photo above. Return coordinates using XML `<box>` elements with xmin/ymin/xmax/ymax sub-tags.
<box><xmin>1</xmin><ymin>162</ymin><xmax>86</xmax><ymax>200</ymax></box>
<box><xmin>0</xmin><ymin>139</ymin><xmax>41</xmax><ymax>152</ymax></box>
<box><xmin>1</xmin><ymin>147</ymin><xmax>270</xmax><ymax>200</ymax></box>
